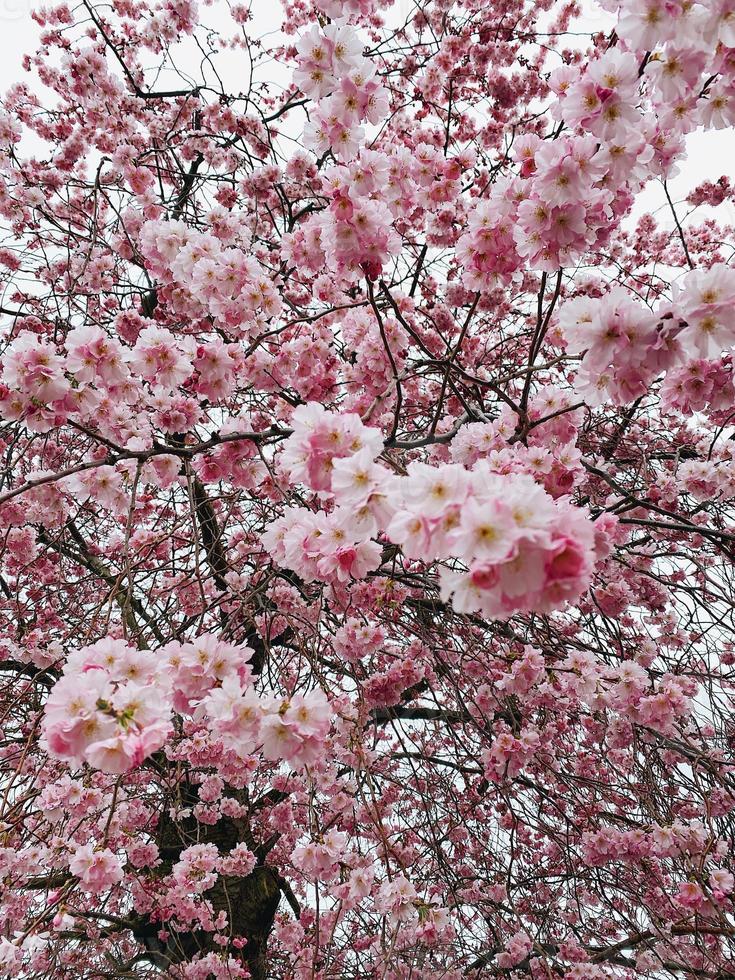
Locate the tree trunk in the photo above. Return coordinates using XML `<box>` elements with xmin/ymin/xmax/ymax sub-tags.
<box><xmin>138</xmin><ymin>796</ymin><xmax>281</xmax><ymax>978</ymax></box>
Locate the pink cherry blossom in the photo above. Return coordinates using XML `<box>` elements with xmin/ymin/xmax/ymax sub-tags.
<box><xmin>2</xmin><ymin>0</ymin><xmax>735</xmax><ymax>977</ymax></box>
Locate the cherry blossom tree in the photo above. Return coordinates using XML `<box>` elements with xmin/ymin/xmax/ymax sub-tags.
<box><xmin>2</xmin><ymin>0</ymin><xmax>735</xmax><ymax>976</ymax></box>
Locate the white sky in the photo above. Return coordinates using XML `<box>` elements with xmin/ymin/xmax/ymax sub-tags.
<box><xmin>0</xmin><ymin>0</ymin><xmax>35</xmax><ymax>39</ymax></box>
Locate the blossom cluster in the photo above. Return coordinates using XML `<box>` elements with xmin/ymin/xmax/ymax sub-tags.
<box><xmin>554</xmin><ymin>11</ymin><xmax>735</xmax><ymax>180</ymax></box>
<box><xmin>262</xmin><ymin>506</ymin><xmax>383</xmax><ymax>584</ymax></box>
<box><xmin>550</xmin><ymin>652</ymin><xmax>699</xmax><ymax>737</ymax></box>
<box><xmin>139</xmin><ymin>217</ymin><xmax>282</xmax><ymax>337</ymax></box>
<box><xmin>264</xmin><ymin>407</ymin><xmax>598</xmax><ymax>618</ymax></box>
<box><xmin>660</xmin><ymin>354</ymin><xmax>733</xmax><ymax>415</ymax></box>
<box><xmin>278</xmin><ymin>401</ymin><xmax>384</xmax><ymax>493</ymax></box>
<box><xmin>41</xmin><ymin>639</ymin><xmax>173</xmax><ymax>774</ymax></box>
<box><xmin>281</xmin><ymin>140</ymin><xmax>472</xmax><ymax>285</ymax></box>
<box><xmin>69</xmin><ymin>845</ymin><xmax>124</xmax><ymax>895</ymax></box>
<box><xmin>204</xmin><ymin>678</ymin><xmax>332</xmax><ymax>766</ymax></box>
<box><xmin>283</xmin><ymin>150</ymin><xmax>401</xmax><ymax>283</ymax></box>
<box><xmin>315</xmin><ymin>0</ymin><xmax>375</xmax><ymax>17</ymax></box>
<box><xmin>559</xmin><ymin>264</ymin><xmax>735</xmax><ymax>405</ymax></box>
<box><xmin>340</xmin><ymin>307</ymin><xmax>407</xmax><ymax>409</ymax></box>
<box><xmin>559</xmin><ymin>285</ymin><xmax>681</xmax><ymax>406</ymax></box>
<box><xmin>42</xmin><ymin>636</ymin><xmax>333</xmax><ymax>774</ymax></box>
<box><xmin>581</xmin><ymin>818</ymin><xmax>734</xmax><ymax>907</ymax></box>
<box><xmin>0</xmin><ymin>320</ymin><xmax>241</xmax><ymax>439</ymax></box>
<box><xmin>388</xmin><ymin>464</ymin><xmax>597</xmax><ymax>618</ymax></box>
<box><xmin>454</xmin><ymin>14</ymin><xmax>735</xmax><ymax>287</ymax></box>
<box><xmin>456</xmin><ymin>133</ymin><xmax>631</xmax><ymax>281</ymax></box>
<box><xmin>295</xmin><ymin>24</ymin><xmax>388</xmax><ymax>160</ymax></box>
<box><xmin>555</xmin><ymin>50</ymin><xmax>643</xmax><ymax>143</ymax></box>
<box><xmin>483</xmin><ymin>724</ymin><xmax>541</xmax><ymax>780</ymax></box>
